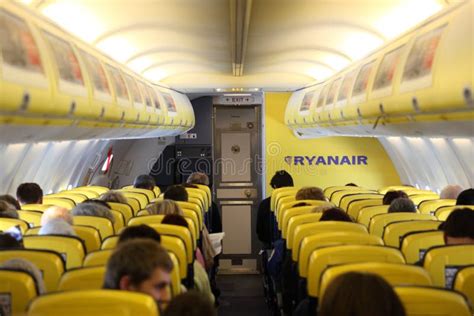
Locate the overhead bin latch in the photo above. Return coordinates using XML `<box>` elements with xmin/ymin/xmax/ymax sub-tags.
<box><xmin>464</xmin><ymin>87</ymin><xmax>473</xmax><ymax>107</ymax></box>
<box><xmin>18</xmin><ymin>91</ymin><xmax>30</xmax><ymax>112</ymax></box>
<box><xmin>412</xmin><ymin>97</ymin><xmax>421</xmax><ymax>113</ymax></box>
<box><xmin>69</xmin><ymin>101</ymin><xmax>76</xmax><ymax>116</ymax></box>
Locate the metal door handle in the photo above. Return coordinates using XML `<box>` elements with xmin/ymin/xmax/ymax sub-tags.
<box><xmin>244</xmin><ymin>189</ymin><xmax>251</xmax><ymax>198</ymax></box>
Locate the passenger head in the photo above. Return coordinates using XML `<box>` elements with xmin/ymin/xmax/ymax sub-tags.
<box><xmin>38</xmin><ymin>219</ymin><xmax>76</xmax><ymax>236</ymax></box>
<box><xmin>440</xmin><ymin>185</ymin><xmax>463</xmax><ymax>200</ymax></box>
<box><xmin>186</xmin><ymin>172</ymin><xmax>210</xmax><ymax>186</ymax></box>
<box><xmin>320</xmin><ymin>207</ymin><xmax>353</xmax><ymax>222</ymax></box>
<box><xmin>163</xmin><ymin>291</ymin><xmax>216</xmax><ymax>316</ymax></box>
<box><xmin>162</xmin><ymin>214</ymin><xmax>189</xmax><ymax>228</ymax></box>
<box><xmin>270</xmin><ymin>170</ymin><xmax>294</xmax><ymax>189</ymax></box>
<box><xmin>118</xmin><ymin>225</ymin><xmax>161</xmax><ymax>244</ymax></box>
<box><xmin>164</xmin><ymin>185</ymin><xmax>188</xmax><ymax>202</ymax></box>
<box><xmin>442</xmin><ymin>208</ymin><xmax>474</xmax><ymax>245</ymax></box>
<box><xmin>41</xmin><ymin>206</ymin><xmax>73</xmax><ymax>226</ymax></box>
<box><xmin>0</xmin><ymin>233</ymin><xmax>23</xmax><ymax>249</ymax></box>
<box><xmin>71</xmin><ymin>201</ymin><xmax>115</xmax><ymax>223</ymax></box>
<box><xmin>0</xmin><ymin>200</ymin><xmax>19</xmax><ymax>219</ymax></box>
<box><xmin>133</xmin><ymin>175</ymin><xmax>156</xmax><ymax>191</ymax></box>
<box><xmin>16</xmin><ymin>183</ymin><xmax>43</xmax><ymax>205</ymax></box>
<box><xmin>318</xmin><ymin>272</ymin><xmax>406</xmax><ymax>316</ymax></box>
<box><xmin>295</xmin><ymin>187</ymin><xmax>326</xmax><ymax>201</ymax></box>
<box><xmin>456</xmin><ymin>188</ymin><xmax>474</xmax><ymax>205</ymax></box>
<box><xmin>1</xmin><ymin>258</ymin><xmax>46</xmax><ymax>294</ymax></box>
<box><xmin>388</xmin><ymin>198</ymin><xmax>417</xmax><ymax>213</ymax></box>
<box><xmin>383</xmin><ymin>190</ymin><xmax>408</xmax><ymax>205</ymax></box>
<box><xmin>0</xmin><ymin>195</ymin><xmax>21</xmax><ymax>210</ymax></box>
<box><xmin>99</xmin><ymin>191</ymin><xmax>128</xmax><ymax>204</ymax></box>
<box><xmin>103</xmin><ymin>239</ymin><xmax>173</xmax><ymax>307</ymax></box>
<box><xmin>146</xmin><ymin>199</ymin><xmax>184</xmax><ymax>216</ymax></box>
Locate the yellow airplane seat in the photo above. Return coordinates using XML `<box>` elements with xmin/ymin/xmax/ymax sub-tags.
<box><xmin>58</xmin><ymin>266</ymin><xmax>106</xmax><ymax>291</ymax></box>
<box><xmin>21</xmin><ymin>204</ymin><xmax>54</xmax><ymax>212</ymax></box>
<box><xmin>23</xmin><ymin>235</ymin><xmax>86</xmax><ymax>270</ymax></box>
<box><xmin>400</xmin><ymin>230</ymin><xmax>445</xmax><ymax>264</ymax></box>
<box><xmin>453</xmin><ymin>265</ymin><xmax>474</xmax><ymax>308</ymax></box>
<box><xmin>0</xmin><ymin>249</ymin><xmax>65</xmax><ymax>292</ymax></box>
<box><xmin>149</xmin><ymin>224</ymin><xmax>194</xmax><ymax>260</ymax></box>
<box><xmin>423</xmin><ymin>245</ymin><xmax>474</xmax><ymax>287</ymax></box>
<box><xmin>278</xmin><ymin>200</ymin><xmax>331</xmax><ymax>227</ymax></box>
<box><xmin>383</xmin><ymin>220</ymin><xmax>443</xmax><ymax>248</ymax></box>
<box><xmin>271</xmin><ymin>187</ymin><xmax>297</xmax><ymax>212</ymax></box>
<box><xmin>46</xmin><ymin>193</ymin><xmax>87</xmax><ymax>204</ymax></box>
<box><xmin>319</xmin><ymin>262</ymin><xmax>432</xmax><ymax>300</ymax></box>
<box><xmin>331</xmin><ymin>191</ymin><xmax>379</xmax><ymax>208</ymax></box>
<box><xmin>176</xmin><ymin>201</ymin><xmax>203</xmax><ymax>230</ymax></box>
<box><xmin>410</xmin><ymin>194</ymin><xmax>441</xmax><ymax>206</ymax></box>
<box><xmin>298</xmin><ymin>232</ymin><xmax>383</xmax><ymax>278</ymax></box>
<box><xmin>281</xmin><ymin>205</ymin><xmax>324</xmax><ymax>237</ymax></box>
<box><xmin>73</xmin><ymin>186</ymin><xmax>109</xmax><ymax>195</ymax></box>
<box><xmin>435</xmin><ymin>205</ymin><xmax>474</xmax><ymax>221</ymax></box>
<box><xmin>66</xmin><ymin>189</ymin><xmax>100</xmax><ymax>199</ymax></box>
<box><xmin>357</xmin><ymin>205</ymin><xmax>389</xmax><ymax>226</ymax></box>
<box><xmin>285</xmin><ymin>213</ymin><xmax>323</xmax><ymax>247</ymax></box>
<box><xmin>347</xmin><ymin>198</ymin><xmax>384</xmax><ymax>219</ymax></box>
<box><xmin>307</xmin><ymin>245</ymin><xmax>405</xmax><ymax>298</ymax></box>
<box><xmin>108</xmin><ymin>202</ymin><xmax>134</xmax><ymax>222</ymax></box>
<box><xmin>83</xmin><ymin>249</ymin><xmax>114</xmax><ymax>267</ymax></box>
<box><xmin>17</xmin><ymin>210</ymin><xmax>42</xmax><ymax>227</ymax></box>
<box><xmin>110</xmin><ymin>210</ymin><xmax>125</xmax><ymax>233</ymax></box>
<box><xmin>119</xmin><ymin>191</ymin><xmax>149</xmax><ymax>210</ymax></box>
<box><xmin>101</xmin><ymin>236</ymin><xmax>119</xmax><ymax>250</ymax></box>
<box><xmin>121</xmin><ymin>187</ymin><xmax>155</xmax><ymax>201</ymax></box>
<box><xmin>419</xmin><ymin>199</ymin><xmax>456</xmax><ymax>214</ymax></box>
<box><xmin>41</xmin><ymin>197</ymin><xmax>75</xmax><ymax>210</ymax></box>
<box><xmin>0</xmin><ymin>217</ymin><xmax>30</xmax><ymax>233</ymax></box>
<box><xmin>339</xmin><ymin>193</ymin><xmax>383</xmax><ymax>212</ymax></box>
<box><xmin>73</xmin><ymin>225</ymin><xmax>102</xmax><ymax>253</ymax></box>
<box><xmin>369</xmin><ymin>213</ymin><xmax>436</xmax><ymax>237</ymax></box>
<box><xmin>73</xmin><ymin>216</ymin><xmax>114</xmax><ymax>239</ymax></box>
<box><xmin>27</xmin><ymin>290</ymin><xmax>159</xmax><ymax>316</ymax></box>
<box><xmin>0</xmin><ymin>269</ymin><xmax>38</xmax><ymax>315</ymax></box>
<box><xmin>395</xmin><ymin>286</ymin><xmax>471</xmax><ymax>316</ymax></box>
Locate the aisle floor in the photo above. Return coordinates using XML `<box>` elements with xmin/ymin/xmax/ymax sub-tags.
<box><xmin>217</xmin><ymin>274</ymin><xmax>270</xmax><ymax>316</ymax></box>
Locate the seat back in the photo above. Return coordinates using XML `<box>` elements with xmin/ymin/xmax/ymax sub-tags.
<box><xmin>357</xmin><ymin>205</ymin><xmax>389</xmax><ymax>226</ymax></box>
<box><xmin>454</xmin><ymin>265</ymin><xmax>474</xmax><ymax>308</ymax></box>
<box><xmin>339</xmin><ymin>193</ymin><xmax>383</xmax><ymax>211</ymax></box>
<box><xmin>319</xmin><ymin>262</ymin><xmax>432</xmax><ymax>301</ymax></box>
<box><xmin>108</xmin><ymin>202</ymin><xmax>134</xmax><ymax>222</ymax></box>
<box><xmin>400</xmin><ymin>230</ymin><xmax>445</xmax><ymax>264</ymax></box>
<box><xmin>0</xmin><ymin>249</ymin><xmax>65</xmax><ymax>292</ymax></box>
<box><xmin>331</xmin><ymin>191</ymin><xmax>378</xmax><ymax>207</ymax></box>
<box><xmin>21</xmin><ymin>204</ymin><xmax>53</xmax><ymax>212</ymax></box>
<box><xmin>194</xmin><ymin>184</ymin><xmax>211</xmax><ymax>210</ymax></box>
<box><xmin>278</xmin><ymin>200</ymin><xmax>329</xmax><ymax>226</ymax></box>
<box><xmin>410</xmin><ymin>193</ymin><xmax>440</xmax><ymax>205</ymax></box>
<box><xmin>149</xmin><ymin>224</ymin><xmax>194</xmax><ymax>262</ymax></box>
<box><xmin>271</xmin><ymin>187</ymin><xmax>297</xmax><ymax>212</ymax></box>
<box><xmin>435</xmin><ymin>205</ymin><xmax>474</xmax><ymax>221</ymax></box>
<box><xmin>73</xmin><ymin>225</ymin><xmax>102</xmax><ymax>253</ymax></box>
<box><xmin>276</xmin><ymin>195</ymin><xmax>296</xmax><ymax>216</ymax></box>
<box><xmin>419</xmin><ymin>199</ymin><xmax>456</xmax><ymax>214</ymax></box>
<box><xmin>0</xmin><ymin>269</ymin><xmax>38</xmax><ymax>315</ymax></box>
<box><xmin>120</xmin><ymin>192</ymin><xmax>148</xmax><ymax>209</ymax></box>
<box><xmin>83</xmin><ymin>249</ymin><xmax>114</xmax><ymax>267</ymax></box>
<box><xmin>281</xmin><ymin>205</ymin><xmax>322</xmax><ymax>237</ymax></box>
<box><xmin>298</xmin><ymin>232</ymin><xmax>383</xmax><ymax>277</ymax></box>
<box><xmin>46</xmin><ymin>193</ymin><xmax>87</xmax><ymax>204</ymax></box>
<box><xmin>168</xmin><ymin>252</ymin><xmax>181</xmax><ymax>296</ymax></box>
<box><xmin>176</xmin><ymin>202</ymin><xmax>203</xmax><ymax>229</ymax></box>
<box><xmin>347</xmin><ymin>198</ymin><xmax>384</xmax><ymax>219</ymax></box>
<box><xmin>0</xmin><ymin>217</ymin><xmax>29</xmax><ymax>233</ymax></box>
<box><xmin>186</xmin><ymin>188</ymin><xmax>208</xmax><ymax>211</ymax></box>
<box><xmin>23</xmin><ymin>235</ymin><xmax>86</xmax><ymax>269</ymax></box>
<box><xmin>378</xmin><ymin>186</ymin><xmax>420</xmax><ymax>194</ymax></box>
<box><xmin>161</xmin><ymin>235</ymin><xmax>188</xmax><ymax>279</ymax></box>
<box><xmin>383</xmin><ymin>220</ymin><xmax>443</xmax><ymax>248</ymax></box>
<box><xmin>307</xmin><ymin>245</ymin><xmax>405</xmax><ymax>297</ymax></box>
<box><xmin>324</xmin><ymin>186</ymin><xmax>369</xmax><ymax>200</ymax></box>
<box><xmin>64</xmin><ymin>189</ymin><xmax>99</xmax><ymax>199</ymax></box>
<box><xmin>17</xmin><ymin>210</ymin><xmax>42</xmax><ymax>227</ymax></box>
<box><xmin>101</xmin><ymin>235</ymin><xmax>119</xmax><ymax>250</ymax></box>
<box><xmin>73</xmin><ymin>186</ymin><xmax>109</xmax><ymax>195</ymax></box>
<box><xmin>423</xmin><ymin>245</ymin><xmax>474</xmax><ymax>287</ymax></box>
<box><xmin>395</xmin><ymin>286</ymin><xmax>471</xmax><ymax>316</ymax></box>
<box><xmin>27</xmin><ymin>290</ymin><xmax>159</xmax><ymax>316</ymax></box>
<box><xmin>73</xmin><ymin>216</ymin><xmax>114</xmax><ymax>239</ymax></box>
<box><xmin>286</xmin><ymin>213</ymin><xmax>323</xmax><ymax>247</ymax></box>
<box><xmin>58</xmin><ymin>266</ymin><xmax>106</xmax><ymax>291</ymax></box>
<box><xmin>42</xmin><ymin>197</ymin><xmax>75</xmax><ymax>209</ymax></box>
<box><xmin>121</xmin><ymin>187</ymin><xmax>155</xmax><ymax>201</ymax></box>
<box><xmin>369</xmin><ymin>213</ymin><xmax>436</xmax><ymax>237</ymax></box>
<box><xmin>110</xmin><ymin>210</ymin><xmax>125</xmax><ymax>233</ymax></box>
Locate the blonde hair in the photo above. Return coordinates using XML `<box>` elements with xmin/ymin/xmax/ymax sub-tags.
<box><xmin>296</xmin><ymin>187</ymin><xmax>326</xmax><ymax>201</ymax></box>
<box><xmin>146</xmin><ymin>199</ymin><xmax>183</xmax><ymax>216</ymax></box>
<box><xmin>100</xmin><ymin>191</ymin><xmax>128</xmax><ymax>204</ymax></box>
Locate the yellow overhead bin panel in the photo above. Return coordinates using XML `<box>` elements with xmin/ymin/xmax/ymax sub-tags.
<box><xmin>137</xmin><ymin>80</ymin><xmax>157</xmax><ymax>126</ymax></box>
<box><xmin>147</xmin><ymin>85</ymin><xmax>166</xmax><ymax>126</ymax></box>
<box><xmin>159</xmin><ymin>90</ymin><xmax>178</xmax><ymax>127</ymax></box>
<box><xmin>294</xmin><ymin>88</ymin><xmax>317</xmax><ymax>126</ymax></box>
<box><xmin>0</xmin><ymin>5</ymin><xmax>52</xmax><ymax>116</ymax></box>
<box><xmin>123</xmin><ymin>72</ymin><xmax>149</xmax><ymax>125</ymax></box>
<box><xmin>284</xmin><ymin>91</ymin><xmax>304</xmax><ymax>128</ymax></box>
<box><xmin>103</xmin><ymin>63</ymin><xmax>135</xmax><ymax>124</ymax></box>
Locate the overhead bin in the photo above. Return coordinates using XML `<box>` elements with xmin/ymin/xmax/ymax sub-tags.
<box><xmin>0</xmin><ymin>0</ymin><xmax>194</xmax><ymax>143</ymax></box>
<box><xmin>286</xmin><ymin>0</ymin><xmax>473</xmax><ymax>138</ymax></box>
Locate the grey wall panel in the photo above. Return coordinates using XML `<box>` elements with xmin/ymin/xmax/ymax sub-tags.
<box><xmin>176</xmin><ymin>96</ymin><xmax>213</xmax><ymax>145</ymax></box>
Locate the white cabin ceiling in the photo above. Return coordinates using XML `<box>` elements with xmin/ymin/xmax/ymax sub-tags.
<box><xmin>18</xmin><ymin>0</ymin><xmax>451</xmax><ymax>92</ymax></box>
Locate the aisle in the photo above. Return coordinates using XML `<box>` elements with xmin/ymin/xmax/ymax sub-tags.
<box><xmin>217</xmin><ymin>274</ymin><xmax>270</xmax><ymax>316</ymax></box>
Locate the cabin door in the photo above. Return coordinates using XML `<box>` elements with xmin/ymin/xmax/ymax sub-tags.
<box><xmin>213</xmin><ymin>102</ymin><xmax>262</xmax><ymax>273</ymax></box>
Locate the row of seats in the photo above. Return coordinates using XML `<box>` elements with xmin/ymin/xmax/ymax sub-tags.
<box><xmin>269</xmin><ymin>185</ymin><xmax>474</xmax><ymax>315</ymax></box>
<box><xmin>0</xmin><ymin>183</ymin><xmax>212</xmax><ymax>315</ymax></box>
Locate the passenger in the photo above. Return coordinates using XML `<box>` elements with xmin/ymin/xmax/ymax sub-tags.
<box><xmin>1</xmin><ymin>258</ymin><xmax>46</xmax><ymax>294</ymax></box>
<box><xmin>133</xmin><ymin>174</ymin><xmax>156</xmax><ymax>191</ymax></box>
<box><xmin>147</xmin><ymin>199</ymin><xmax>184</xmax><ymax>216</ymax></box>
<box><xmin>186</xmin><ymin>172</ymin><xmax>210</xmax><ymax>186</ymax></box>
<box><xmin>16</xmin><ymin>183</ymin><xmax>43</xmax><ymax>205</ymax></box>
<box><xmin>40</xmin><ymin>206</ymin><xmax>73</xmax><ymax>226</ymax></box>
<box><xmin>319</xmin><ymin>207</ymin><xmax>353</xmax><ymax>222</ymax></box>
<box><xmin>388</xmin><ymin>198</ymin><xmax>417</xmax><ymax>213</ymax></box>
<box><xmin>164</xmin><ymin>185</ymin><xmax>188</xmax><ymax>202</ymax></box>
<box><xmin>0</xmin><ymin>200</ymin><xmax>19</xmax><ymax>219</ymax></box>
<box><xmin>163</xmin><ymin>291</ymin><xmax>216</xmax><ymax>316</ymax></box>
<box><xmin>257</xmin><ymin>170</ymin><xmax>294</xmax><ymax>245</ymax></box>
<box><xmin>382</xmin><ymin>190</ymin><xmax>408</xmax><ymax>205</ymax></box>
<box><xmin>456</xmin><ymin>188</ymin><xmax>474</xmax><ymax>205</ymax></box>
<box><xmin>0</xmin><ymin>233</ymin><xmax>23</xmax><ymax>249</ymax></box>
<box><xmin>440</xmin><ymin>185</ymin><xmax>463</xmax><ymax>200</ymax></box>
<box><xmin>317</xmin><ymin>272</ymin><xmax>405</xmax><ymax>316</ymax></box>
<box><xmin>118</xmin><ymin>224</ymin><xmax>161</xmax><ymax>244</ymax></box>
<box><xmin>71</xmin><ymin>200</ymin><xmax>115</xmax><ymax>223</ymax></box>
<box><xmin>103</xmin><ymin>239</ymin><xmax>173</xmax><ymax>311</ymax></box>
<box><xmin>38</xmin><ymin>219</ymin><xmax>76</xmax><ymax>236</ymax></box>
<box><xmin>162</xmin><ymin>214</ymin><xmax>215</xmax><ymax>303</ymax></box>
<box><xmin>442</xmin><ymin>208</ymin><xmax>474</xmax><ymax>245</ymax></box>
<box><xmin>0</xmin><ymin>195</ymin><xmax>21</xmax><ymax>210</ymax></box>
<box><xmin>99</xmin><ymin>190</ymin><xmax>128</xmax><ymax>204</ymax></box>
<box><xmin>295</xmin><ymin>187</ymin><xmax>326</xmax><ymax>201</ymax></box>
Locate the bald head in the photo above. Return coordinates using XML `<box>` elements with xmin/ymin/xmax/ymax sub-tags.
<box><xmin>41</xmin><ymin>206</ymin><xmax>73</xmax><ymax>226</ymax></box>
